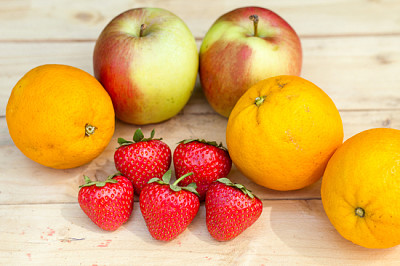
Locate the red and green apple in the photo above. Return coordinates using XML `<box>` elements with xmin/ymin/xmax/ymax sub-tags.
<box><xmin>199</xmin><ymin>6</ymin><xmax>302</xmax><ymax>117</ymax></box>
<box><xmin>93</xmin><ymin>8</ymin><xmax>199</xmax><ymax>125</ymax></box>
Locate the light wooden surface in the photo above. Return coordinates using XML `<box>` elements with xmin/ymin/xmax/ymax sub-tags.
<box><xmin>1</xmin><ymin>0</ymin><xmax>400</xmax><ymax>265</ymax></box>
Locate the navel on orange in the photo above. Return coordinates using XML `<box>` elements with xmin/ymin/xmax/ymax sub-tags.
<box><xmin>226</xmin><ymin>75</ymin><xmax>343</xmax><ymax>191</ymax></box>
<box><xmin>321</xmin><ymin>128</ymin><xmax>400</xmax><ymax>248</ymax></box>
<box><xmin>6</xmin><ymin>64</ymin><xmax>115</xmax><ymax>169</ymax></box>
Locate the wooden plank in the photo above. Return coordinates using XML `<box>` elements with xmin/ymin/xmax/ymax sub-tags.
<box><xmin>1</xmin><ymin>108</ymin><xmax>399</xmax><ymax>205</ymax></box>
<box><xmin>301</xmin><ymin>35</ymin><xmax>400</xmax><ymax>111</ymax></box>
<box><xmin>1</xmin><ymin>200</ymin><xmax>400</xmax><ymax>265</ymax></box>
<box><xmin>1</xmin><ymin>35</ymin><xmax>400</xmax><ymax>116</ymax></box>
<box><xmin>0</xmin><ymin>0</ymin><xmax>399</xmax><ymax>40</ymax></box>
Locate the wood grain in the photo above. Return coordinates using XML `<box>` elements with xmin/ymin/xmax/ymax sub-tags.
<box><xmin>1</xmin><ymin>0</ymin><xmax>400</xmax><ymax>41</ymax></box>
<box><xmin>1</xmin><ymin>201</ymin><xmax>400</xmax><ymax>265</ymax></box>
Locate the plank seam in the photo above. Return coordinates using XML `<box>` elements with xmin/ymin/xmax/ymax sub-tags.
<box><xmin>4</xmin><ymin>108</ymin><xmax>400</xmax><ymax>120</ymax></box>
<box><xmin>0</xmin><ymin>198</ymin><xmax>322</xmax><ymax>206</ymax></box>
<box><xmin>0</xmin><ymin>32</ymin><xmax>399</xmax><ymax>43</ymax></box>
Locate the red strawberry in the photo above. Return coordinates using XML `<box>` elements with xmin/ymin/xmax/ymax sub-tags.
<box><xmin>114</xmin><ymin>128</ymin><xmax>171</xmax><ymax>195</ymax></box>
<box><xmin>205</xmin><ymin>178</ymin><xmax>263</xmax><ymax>241</ymax></box>
<box><xmin>78</xmin><ymin>174</ymin><xmax>134</xmax><ymax>231</ymax></box>
<box><xmin>173</xmin><ymin>139</ymin><xmax>232</xmax><ymax>201</ymax></box>
<box><xmin>140</xmin><ymin>170</ymin><xmax>200</xmax><ymax>241</ymax></box>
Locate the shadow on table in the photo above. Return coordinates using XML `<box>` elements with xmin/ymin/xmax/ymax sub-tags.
<box><xmin>268</xmin><ymin>198</ymin><xmax>399</xmax><ymax>264</ymax></box>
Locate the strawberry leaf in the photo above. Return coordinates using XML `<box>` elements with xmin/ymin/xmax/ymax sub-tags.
<box><xmin>148</xmin><ymin>177</ymin><xmax>161</xmax><ymax>184</ymax></box>
<box><xmin>83</xmin><ymin>175</ymin><xmax>93</xmax><ymax>184</ymax></box>
<box><xmin>79</xmin><ymin>174</ymin><xmax>119</xmax><ymax>188</ymax></box>
<box><xmin>235</xmin><ymin>184</ymin><xmax>245</xmax><ymax>189</ymax></box>
<box><xmin>182</xmin><ymin>183</ymin><xmax>200</xmax><ymax>197</ymax></box>
<box><xmin>106</xmin><ymin>172</ymin><xmax>121</xmax><ymax>181</ymax></box>
<box><xmin>141</xmin><ymin>128</ymin><xmax>162</xmax><ymax>142</ymax></box>
<box><xmin>216</xmin><ymin>177</ymin><xmax>234</xmax><ymax>186</ymax></box>
<box><xmin>117</xmin><ymin>137</ymin><xmax>134</xmax><ymax>147</ymax></box>
<box><xmin>147</xmin><ymin>171</ymin><xmax>199</xmax><ymax>196</ymax></box>
<box><xmin>134</xmin><ymin>128</ymin><xmax>162</xmax><ymax>142</ymax></box>
<box><xmin>170</xmin><ymin>184</ymin><xmax>182</xmax><ymax>192</ymax></box>
<box><xmin>148</xmin><ymin>170</ymin><xmax>173</xmax><ymax>186</ymax></box>
<box><xmin>181</xmin><ymin>139</ymin><xmax>196</xmax><ymax>144</ymax></box>
<box><xmin>216</xmin><ymin>178</ymin><xmax>257</xmax><ymax>199</ymax></box>
<box><xmin>118</xmin><ymin>129</ymin><xmax>163</xmax><ymax>148</ymax></box>
<box><xmin>117</xmin><ymin>137</ymin><xmax>129</xmax><ymax>144</ymax></box>
<box><xmin>133</xmin><ymin>128</ymin><xmax>145</xmax><ymax>142</ymax></box>
<box><xmin>178</xmin><ymin>139</ymin><xmax>228</xmax><ymax>151</ymax></box>
<box><xmin>186</xmin><ymin>183</ymin><xmax>197</xmax><ymax>189</ymax></box>
<box><xmin>173</xmin><ymin>173</ymin><xmax>200</xmax><ymax>197</ymax></box>
<box><xmin>162</xmin><ymin>170</ymin><xmax>172</xmax><ymax>184</ymax></box>
<box><xmin>95</xmin><ymin>181</ymin><xmax>106</xmax><ymax>187</ymax></box>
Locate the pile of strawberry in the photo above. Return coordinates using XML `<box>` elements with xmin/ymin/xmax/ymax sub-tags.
<box><xmin>78</xmin><ymin>129</ymin><xmax>263</xmax><ymax>241</ymax></box>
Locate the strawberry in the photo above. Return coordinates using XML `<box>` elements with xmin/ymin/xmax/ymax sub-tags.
<box><xmin>205</xmin><ymin>178</ymin><xmax>263</xmax><ymax>241</ymax></box>
<box><xmin>139</xmin><ymin>170</ymin><xmax>200</xmax><ymax>241</ymax></box>
<box><xmin>114</xmin><ymin>128</ymin><xmax>171</xmax><ymax>195</ymax></box>
<box><xmin>78</xmin><ymin>174</ymin><xmax>134</xmax><ymax>231</ymax></box>
<box><xmin>173</xmin><ymin>139</ymin><xmax>232</xmax><ymax>201</ymax></box>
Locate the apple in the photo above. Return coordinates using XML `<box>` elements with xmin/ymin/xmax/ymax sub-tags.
<box><xmin>199</xmin><ymin>6</ymin><xmax>302</xmax><ymax>117</ymax></box>
<box><xmin>93</xmin><ymin>8</ymin><xmax>199</xmax><ymax>125</ymax></box>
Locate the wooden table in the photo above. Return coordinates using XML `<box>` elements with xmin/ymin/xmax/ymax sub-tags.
<box><xmin>1</xmin><ymin>0</ymin><xmax>400</xmax><ymax>264</ymax></box>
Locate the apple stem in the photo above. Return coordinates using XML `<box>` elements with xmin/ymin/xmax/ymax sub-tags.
<box><xmin>139</xmin><ymin>24</ymin><xmax>146</xmax><ymax>37</ymax></box>
<box><xmin>249</xmin><ymin>15</ymin><xmax>259</xmax><ymax>37</ymax></box>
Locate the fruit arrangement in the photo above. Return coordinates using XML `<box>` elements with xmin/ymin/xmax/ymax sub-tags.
<box><xmin>77</xmin><ymin>130</ymin><xmax>261</xmax><ymax>241</ymax></box>
<box><xmin>5</xmin><ymin>5</ymin><xmax>400</xmax><ymax>249</ymax></box>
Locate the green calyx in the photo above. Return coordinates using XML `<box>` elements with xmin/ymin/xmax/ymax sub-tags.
<box><xmin>79</xmin><ymin>173</ymin><xmax>120</xmax><ymax>188</ymax></box>
<box><xmin>216</xmin><ymin>178</ymin><xmax>258</xmax><ymax>199</ymax></box>
<box><xmin>148</xmin><ymin>170</ymin><xmax>199</xmax><ymax>197</ymax></box>
<box><xmin>117</xmin><ymin>128</ymin><xmax>162</xmax><ymax>147</ymax></box>
<box><xmin>254</xmin><ymin>96</ymin><xmax>266</xmax><ymax>107</ymax></box>
<box><xmin>178</xmin><ymin>139</ymin><xmax>228</xmax><ymax>152</ymax></box>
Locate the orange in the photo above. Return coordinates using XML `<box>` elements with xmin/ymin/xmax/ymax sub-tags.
<box><xmin>321</xmin><ymin>128</ymin><xmax>400</xmax><ymax>249</ymax></box>
<box><xmin>226</xmin><ymin>75</ymin><xmax>343</xmax><ymax>191</ymax></box>
<box><xmin>6</xmin><ymin>64</ymin><xmax>115</xmax><ymax>169</ymax></box>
